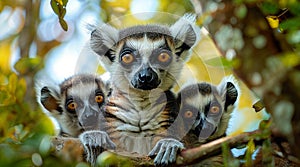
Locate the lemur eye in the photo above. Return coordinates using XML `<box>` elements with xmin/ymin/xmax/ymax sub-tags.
<box><xmin>67</xmin><ymin>101</ymin><xmax>77</xmax><ymax>111</ymax></box>
<box><xmin>121</xmin><ymin>54</ymin><xmax>134</xmax><ymax>64</ymax></box>
<box><xmin>95</xmin><ymin>95</ymin><xmax>104</xmax><ymax>103</ymax></box>
<box><xmin>210</xmin><ymin>106</ymin><xmax>220</xmax><ymax>114</ymax></box>
<box><xmin>184</xmin><ymin>110</ymin><xmax>193</xmax><ymax>118</ymax></box>
<box><xmin>158</xmin><ymin>52</ymin><xmax>170</xmax><ymax>63</ymax></box>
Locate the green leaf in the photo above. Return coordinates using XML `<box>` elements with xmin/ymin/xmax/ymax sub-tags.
<box><xmin>222</xmin><ymin>142</ymin><xmax>240</xmax><ymax>167</ymax></box>
<box><xmin>14</xmin><ymin>57</ymin><xmax>42</xmax><ymax>75</ymax></box>
<box><xmin>62</xmin><ymin>0</ymin><xmax>68</xmax><ymax>6</ymax></box>
<box><xmin>59</xmin><ymin>18</ymin><xmax>68</xmax><ymax>31</ymax></box>
<box><xmin>97</xmin><ymin>151</ymin><xmax>133</xmax><ymax>167</ymax></box>
<box><xmin>262</xmin><ymin>139</ymin><xmax>274</xmax><ymax>166</ymax></box>
<box><xmin>280</xmin><ymin>16</ymin><xmax>300</xmax><ymax>31</ymax></box>
<box><xmin>15</xmin><ymin>78</ymin><xmax>26</xmax><ymax>101</ymax></box>
<box><xmin>279</xmin><ymin>52</ymin><xmax>300</xmax><ymax>68</ymax></box>
<box><xmin>60</xmin><ymin>7</ymin><xmax>66</xmax><ymax>18</ymax></box>
<box><xmin>8</xmin><ymin>73</ymin><xmax>17</xmax><ymax>93</ymax></box>
<box><xmin>0</xmin><ymin>89</ymin><xmax>10</xmax><ymax>107</ymax></box>
<box><xmin>50</xmin><ymin>0</ymin><xmax>60</xmax><ymax>15</ymax></box>
<box><xmin>245</xmin><ymin>139</ymin><xmax>255</xmax><ymax>167</ymax></box>
<box><xmin>259</xmin><ymin>2</ymin><xmax>279</xmax><ymax>15</ymax></box>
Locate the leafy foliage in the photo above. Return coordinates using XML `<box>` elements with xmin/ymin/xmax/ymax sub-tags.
<box><xmin>0</xmin><ymin>0</ymin><xmax>300</xmax><ymax>166</ymax></box>
<box><xmin>50</xmin><ymin>0</ymin><xmax>68</xmax><ymax>31</ymax></box>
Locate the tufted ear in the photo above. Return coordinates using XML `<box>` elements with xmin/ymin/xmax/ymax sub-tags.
<box><xmin>170</xmin><ymin>14</ymin><xmax>199</xmax><ymax>61</ymax></box>
<box><xmin>90</xmin><ymin>24</ymin><xmax>119</xmax><ymax>71</ymax></box>
<box><xmin>217</xmin><ymin>75</ymin><xmax>239</xmax><ymax>111</ymax></box>
<box><xmin>39</xmin><ymin>86</ymin><xmax>63</xmax><ymax>113</ymax></box>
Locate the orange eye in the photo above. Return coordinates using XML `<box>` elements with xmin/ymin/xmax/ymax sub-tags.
<box><xmin>210</xmin><ymin>106</ymin><xmax>220</xmax><ymax>114</ymax></box>
<box><xmin>95</xmin><ymin>95</ymin><xmax>104</xmax><ymax>103</ymax></box>
<box><xmin>184</xmin><ymin>110</ymin><xmax>193</xmax><ymax>118</ymax></box>
<box><xmin>158</xmin><ymin>52</ymin><xmax>170</xmax><ymax>63</ymax></box>
<box><xmin>121</xmin><ymin>54</ymin><xmax>134</xmax><ymax>64</ymax></box>
<box><xmin>67</xmin><ymin>102</ymin><xmax>77</xmax><ymax>111</ymax></box>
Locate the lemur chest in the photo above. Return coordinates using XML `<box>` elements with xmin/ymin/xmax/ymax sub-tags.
<box><xmin>107</xmin><ymin>102</ymin><xmax>168</xmax><ymax>133</ymax></box>
<box><xmin>105</xmin><ymin>91</ymin><xmax>173</xmax><ymax>135</ymax></box>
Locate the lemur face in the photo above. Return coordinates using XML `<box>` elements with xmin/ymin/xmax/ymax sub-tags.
<box><xmin>90</xmin><ymin>14</ymin><xmax>199</xmax><ymax>91</ymax></box>
<box><xmin>177</xmin><ymin>76</ymin><xmax>239</xmax><ymax>142</ymax></box>
<box><xmin>113</xmin><ymin>30</ymin><xmax>175</xmax><ymax>91</ymax></box>
<box><xmin>37</xmin><ymin>74</ymin><xmax>110</xmax><ymax>137</ymax></box>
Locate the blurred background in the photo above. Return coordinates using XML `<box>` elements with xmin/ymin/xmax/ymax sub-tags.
<box><xmin>0</xmin><ymin>0</ymin><xmax>268</xmax><ymax>166</ymax></box>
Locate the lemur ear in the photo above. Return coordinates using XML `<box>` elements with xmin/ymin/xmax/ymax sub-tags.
<box><xmin>39</xmin><ymin>86</ymin><xmax>63</xmax><ymax>113</ymax></box>
<box><xmin>170</xmin><ymin>14</ymin><xmax>199</xmax><ymax>60</ymax></box>
<box><xmin>90</xmin><ymin>24</ymin><xmax>119</xmax><ymax>71</ymax></box>
<box><xmin>217</xmin><ymin>76</ymin><xmax>239</xmax><ymax>111</ymax></box>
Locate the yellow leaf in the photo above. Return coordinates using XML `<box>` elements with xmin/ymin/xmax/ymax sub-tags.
<box><xmin>14</xmin><ymin>57</ymin><xmax>42</xmax><ymax>75</ymax></box>
<box><xmin>266</xmin><ymin>16</ymin><xmax>279</xmax><ymax>29</ymax></box>
<box><xmin>0</xmin><ymin>41</ymin><xmax>12</xmax><ymax>74</ymax></box>
<box><xmin>16</xmin><ymin>77</ymin><xmax>27</xmax><ymax>101</ymax></box>
<box><xmin>55</xmin><ymin>0</ymin><xmax>63</xmax><ymax>6</ymax></box>
<box><xmin>8</xmin><ymin>73</ymin><xmax>17</xmax><ymax>93</ymax></box>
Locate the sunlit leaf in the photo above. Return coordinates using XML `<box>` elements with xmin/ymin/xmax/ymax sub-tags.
<box><xmin>8</xmin><ymin>73</ymin><xmax>17</xmax><ymax>93</ymax></box>
<box><xmin>60</xmin><ymin>7</ymin><xmax>66</xmax><ymax>18</ymax></box>
<box><xmin>0</xmin><ymin>41</ymin><xmax>12</xmax><ymax>74</ymax></box>
<box><xmin>97</xmin><ymin>151</ymin><xmax>133</xmax><ymax>167</ymax></box>
<box><xmin>59</xmin><ymin>18</ymin><xmax>68</xmax><ymax>31</ymax></box>
<box><xmin>14</xmin><ymin>57</ymin><xmax>42</xmax><ymax>75</ymax></box>
<box><xmin>279</xmin><ymin>52</ymin><xmax>300</xmax><ymax>68</ymax></box>
<box><xmin>50</xmin><ymin>0</ymin><xmax>60</xmax><ymax>15</ymax></box>
<box><xmin>266</xmin><ymin>16</ymin><xmax>279</xmax><ymax>28</ymax></box>
<box><xmin>0</xmin><ymin>73</ymin><xmax>8</xmax><ymax>85</ymax></box>
<box><xmin>15</xmin><ymin>77</ymin><xmax>27</xmax><ymax>101</ymax></box>
<box><xmin>0</xmin><ymin>89</ymin><xmax>10</xmax><ymax>107</ymax></box>
<box><xmin>51</xmin><ymin>0</ymin><xmax>68</xmax><ymax>31</ymax></box>
<box><xmin>55</xmin><ymin>0</ymin><xmax>63</xmax><ymax>6</ymax></box>
<box><xmin>61</xmin><ymin>0</ymin><xmax>68</xmax><ymax>6</ymax></box>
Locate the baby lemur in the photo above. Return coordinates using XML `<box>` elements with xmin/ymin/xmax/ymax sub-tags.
<box><xmin>36</xmin><ymin>74</ymin><xmax>116</xmax><ymax>165</ymax></box>
<box><xmin>87</xmin><ymin>14</ymin><xmax>199</xmax><ymax>165</ymax></box>
<box><xmin>177</xmin><ymin>76</ymin><xmax>239</xmax><ymax>148</ymax></box>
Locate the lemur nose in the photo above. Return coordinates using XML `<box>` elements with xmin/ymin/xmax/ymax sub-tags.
<box><xmin>138</xmin><ymin>68</ymin><xmax>156</xmax><ymax>83</ymax></box>
<box><xmin>133</xmin><ymin>67</ymin><xmax>160</xmax><ymax>90</ymax></box>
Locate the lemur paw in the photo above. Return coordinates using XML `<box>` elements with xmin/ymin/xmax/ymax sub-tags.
<box><xmin>79</xmin><ymin>130</ymin><xmax>116</xmax><ymax>166</ymax></box>
<box><xmin>148</xmin><ymin>138</ymin><xmax>184</xmax><ymax>166</ymax></box>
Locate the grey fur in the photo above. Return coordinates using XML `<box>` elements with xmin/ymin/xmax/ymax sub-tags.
<box><xmin>88</xmin><ymin>14</ymin><xmax>200</xmax><ymax>166</ymax></box>
<box><xmin>177</xmin><ymin>75</ymin><xmax>240</xmax><ymax>147</ymax></box>
<box><xmin>36</xmin><ymin>74</ymin><xmax>115</xmax><ymax>166</ymax></box>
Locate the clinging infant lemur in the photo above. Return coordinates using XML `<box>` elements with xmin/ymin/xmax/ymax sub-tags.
<box><xmin>36</xmin><ymin>74</ymin><xmax>115</xmax><ymax>165</ymax></box>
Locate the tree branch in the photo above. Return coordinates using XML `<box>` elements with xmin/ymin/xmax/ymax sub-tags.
<box><xmin>191</xmin><ymin>0</ymin><xmax>300</xmax><ymax>159</ymax></box>
<box><xmin>50</xmin><ymin>130</ymin><xmax>269</xmax><ymax>166</ymax></box>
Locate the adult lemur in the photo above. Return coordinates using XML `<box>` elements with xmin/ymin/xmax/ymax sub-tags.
<box><xmin>36</xmin><ymin>74</ymin><xmax>116</xmax><ymax>164</ymax></box>
<box><xmin>87</xmin><ymin>14</ymin><xmax>199</xmax><ymax>165</ymax></box>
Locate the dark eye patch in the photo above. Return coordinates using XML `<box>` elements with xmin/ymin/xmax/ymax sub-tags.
<box><xmin>204</xmin><ymin>100</ymin><xmax>222</xmax><ymax>117</ymax></box>
<box><xmin>119</xmin><ymin>47</ymin><xmax>138</xmax><ymax>68</ymax></box>
<box><xmin>65</xmin><ymin>96</ymin><xmax>82</xmax><ymax>114</ymax></box>
<box><xmin>150</xmin><ymin>48</ymin><xmax>173</xmax><ymax>68</ymax></box>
